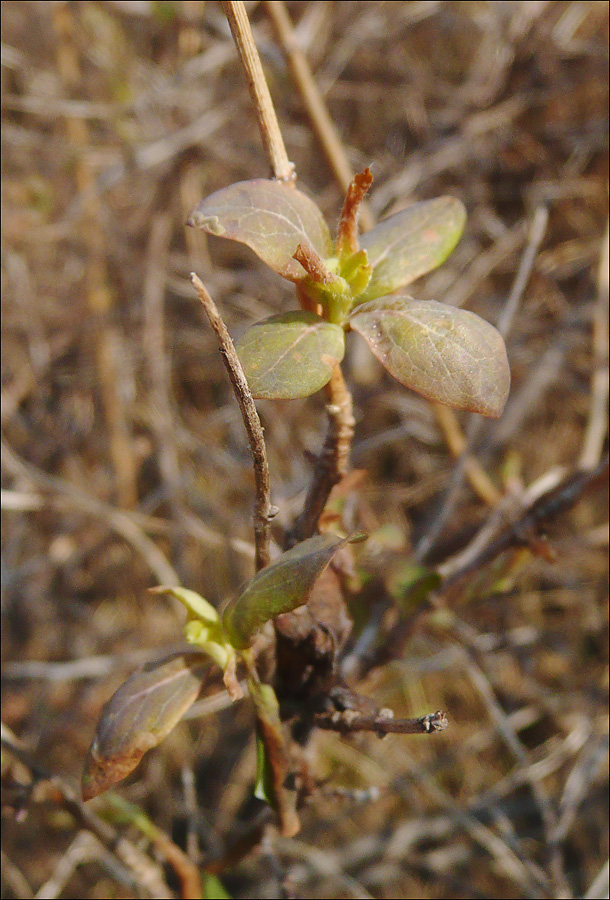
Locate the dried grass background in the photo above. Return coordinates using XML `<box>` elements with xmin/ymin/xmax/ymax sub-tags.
<box><xmin>1</xmin><ymin>2</ymin><xmax>608</xmax><ymax>898</ymax></box>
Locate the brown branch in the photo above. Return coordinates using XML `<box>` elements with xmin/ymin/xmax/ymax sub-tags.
<box><xmin>222</xmin><ymin>1</ymin><xmax>294</xmax><ymax>183</ymax></box>
<box><xmin>350</xmin><ymin>456</ymin><xmax>609</xmax><ymax>680</ymax></box>
<box><xmin>190</xmin><ymin>273</ymin><xmax>273</xmax><ymax>571</ymax></box>
<box><xmin>439</xmin><ymin>454</ymin><xmax>609</xmax><ymax>587</ymax></box>
<box><xmin>314</xmin><ymin>709</ymin><xmax>448</xmax><ymax>737</ymax></box>
<box><xmin>286</xmin><ymin>363</ymin><xmax>355</xmax><ymax>546</ymax></box>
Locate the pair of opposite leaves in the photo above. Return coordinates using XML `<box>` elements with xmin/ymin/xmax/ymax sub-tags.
<box><xmin>187</xmin><ymin>177</ymin><xmax>510</xmax><ymax>419</ymax></box>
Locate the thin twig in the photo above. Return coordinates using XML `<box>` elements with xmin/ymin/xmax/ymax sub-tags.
<box><xmin>313</xmin><ymin>709</ymin><xmax>448</xmax><ymax>736</ymax></box>
<box><xmin>392</xmin><ymin>744</ymin><xmax>549</xmax><ymax>897</ymax></box>
<box><xmin>222</xmin><ymin>1</ymin><xmax>294</xmax><ymax>183</ymax></box>
<box><xmin>0</xmin><ymin>488</ymin><xmax>255</xmax><ymax>562</ymax></box>
<box><xmin>35</xmin><ymin>832</ymin><xmax>112</xmax><ymax>900</ymax></box>
<box><xmin>496</xmin><ymin>206</ymin><xmax>549</xmax><ymax>338</ymax></box>
<box><xmin>438</xmin><ymin>455</ymin><xmax>609</xmax><ymax>586</ymax></box>
<box><xmin>264</xmin><ymin>0</ymin><xmax>374</xmax><ymax>229</ymax></box>
<box><xmin>2</xmin><ymin>645</ymin><xmax>185</xmax><ymax>682</ymax></box>
<box><xmin>190</xmin><ymin>273</ymin><xmax>272</xmax><ymax>571</ymax></box>
<box><xmin>0</xmin><ymin>851</ymin><xmax>34</xmax><ymax>900</ymax></box>
<box><xmin>585</xmin><ymin>860</ymin><xmax>610</xmax><ymax>900</ymax></box>
<box><xmin>361</xmin><ymin>457</ymin><xmax>608</xmax><ymax>678</ymax></box>
<box><xmin>431</xmin><ymin>404</ymin><xmax>501</xmax><ymax>507</ymax></box>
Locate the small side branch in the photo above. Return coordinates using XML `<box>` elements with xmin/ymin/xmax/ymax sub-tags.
<box><xmin>222</xmin><ymin>1</ymin><xmax>294</xmax><ymax>183</ymax></box>
<box><xmin>314</xmin><ymin>709</ymin><xmax>448</xmax><ymax>737</ymax></box>
<box><xmin>287</xmin><ymin>363</ymin><xmax>355</xmax><ymax>545</ymax></box>
<box><xmin>191</xmin><ymin>273</ymin><xmax>273</xmax><ymax>571</ymax></box>
<box><xmin>438</xmin><ymin>454</ymin><xmax>609</xmax><ymax>586</ymax></box>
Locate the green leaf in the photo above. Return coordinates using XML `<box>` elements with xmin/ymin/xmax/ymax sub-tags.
<box><xmin>149</xmin><ymin>586</ymin><xmax>241</xmax><ymax>699</ymax></box>
<box><xmin>82</xmin><ymin>653</ymin><xmax>207</xmax><ymax>800</ymax></box>
<box><xmin>236</xmin><ymin>311</ymin><xmax>345</xmax><ymax>399</ymax></box>
<box><xmin>187</xmin><ymin>179</ymin><xmax>333</xmax><ymax>282</ymax></box>
<box><xmin>349</xmin><ymin>295</ymin><xmax>510</xmax><ymax>418</ymax></box>
<box><xmin>357</xmin><ymin>197</ymin><xmax>466</xmax><ymax>302</ymax></box>
<box><xmin>223</xmin><ymin>533</ymin><xmax>349</xmax><ymax>649</ymax></box>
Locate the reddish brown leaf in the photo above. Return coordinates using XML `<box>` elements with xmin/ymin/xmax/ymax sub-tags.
<box><xmin>187</xmin><ymin>179</ymin><xmax>333</xmax><ymax>282</ymax></box>
<box><xmin>82</xmin><ymin>653</ymin><xmax>207</xmax><ymax>800</ymax></box>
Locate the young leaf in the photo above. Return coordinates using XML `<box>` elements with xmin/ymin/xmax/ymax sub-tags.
<box><xmin>222</xmin><ymin>533</ymin><xmax>350</xmax><ymax>649</ymax></box>
<box><xmin>356</xmin><ymin>197</ymin><xmax>466</xmax><ymax>302</ymax></box>
<box><xmin>149</xmin><ymin>586</ymin><xmax>241</xmax><ymax>698</ymax></box>
<box><xmin>349</xmin><ymin>295</ymin><xmax>510</xmax><ymax>418</ymax></box>
<box><xmin>82</xmin><ymin>653</ymin><xmax>207</xmax><ymax>801</ymax></box>
<box><xmin>187</xmin><ymin>179</ymin><xmax>333</xmax><ymax>282</ymax></box>
<box><xmin>149</xmin><ymin>585</ymin><xmax>220</xmax><ymax>624</ymax></box>
<box><xmin>236</xmin><ymin>311</ymin><xmax>345</xmax><ymax>399</ymax></box>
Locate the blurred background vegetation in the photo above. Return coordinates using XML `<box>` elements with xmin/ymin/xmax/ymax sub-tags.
<box><xmin>1</xmin><ymin>2</ymin><xmax>608</xmax><ymax>898</ymax></box>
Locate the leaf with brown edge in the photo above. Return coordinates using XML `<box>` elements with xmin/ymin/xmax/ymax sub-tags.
<box><xmin>82</xmin><ymin>652</ymin><xmax>207</xmax><ymax>800</ymax></box>
<box><xmin>356</xmin><ymin>197</ymin><xmax>466</xmax><ymax>302</ymax></box>
<box><xmin>187</xmin><ymin>179</ymin><xmax>333</xmax><ymax>282</ymax></box>
<box><xmin>349</xmin><ymin>295</ymin><xmax>510</xmax><ymax>418</ymax></box>
<box><xmin>222</xmin><ymin>533</ymin><xmax>354</xmax><ymax>650</ymax></box>
<box><xmin>236</xmin><ymin>311</ymin><xmax>345</xmax><ymax>399</ymax></box>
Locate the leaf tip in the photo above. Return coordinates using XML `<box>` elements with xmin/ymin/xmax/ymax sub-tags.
<box><xmin>347</xmin><ymin>531</ymin><xmax>368</xmax><ymax>545</ymax></box>
<box><xmin>81</xmin><ymin>738</ymin><xmax>122</xmax><ymax>801</ymax></box>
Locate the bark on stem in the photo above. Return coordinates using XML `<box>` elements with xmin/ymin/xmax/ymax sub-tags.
<box><xmin>222</xmin><ymin>1</ymin><xmax>294</xmax><ymax>183</ymax></box>
<box><xmin>287</xmin><ymin>363</ymin><xmax>355</xmax><ymax>546</ymax></box>
<box><xmin>314</xmin><ymin>709</ymin><xmax>448</xmax><ymax>737</ymax></box>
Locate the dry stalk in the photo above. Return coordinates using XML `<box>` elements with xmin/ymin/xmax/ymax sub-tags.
<box><xmin>222</xmin><ymin>0</ymin><xmax>294</xmax><ymax>183</ymax></box>
<box><xmin>190</xmin><ymin>274</ymin><xmax>273</xmax><ymax>571</ymax></box>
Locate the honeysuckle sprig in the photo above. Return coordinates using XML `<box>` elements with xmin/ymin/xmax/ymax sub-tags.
<box><xmin>187</xmin><ymin>169</ymin><xmax>510</xmax><ymax>418</ymax></box>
